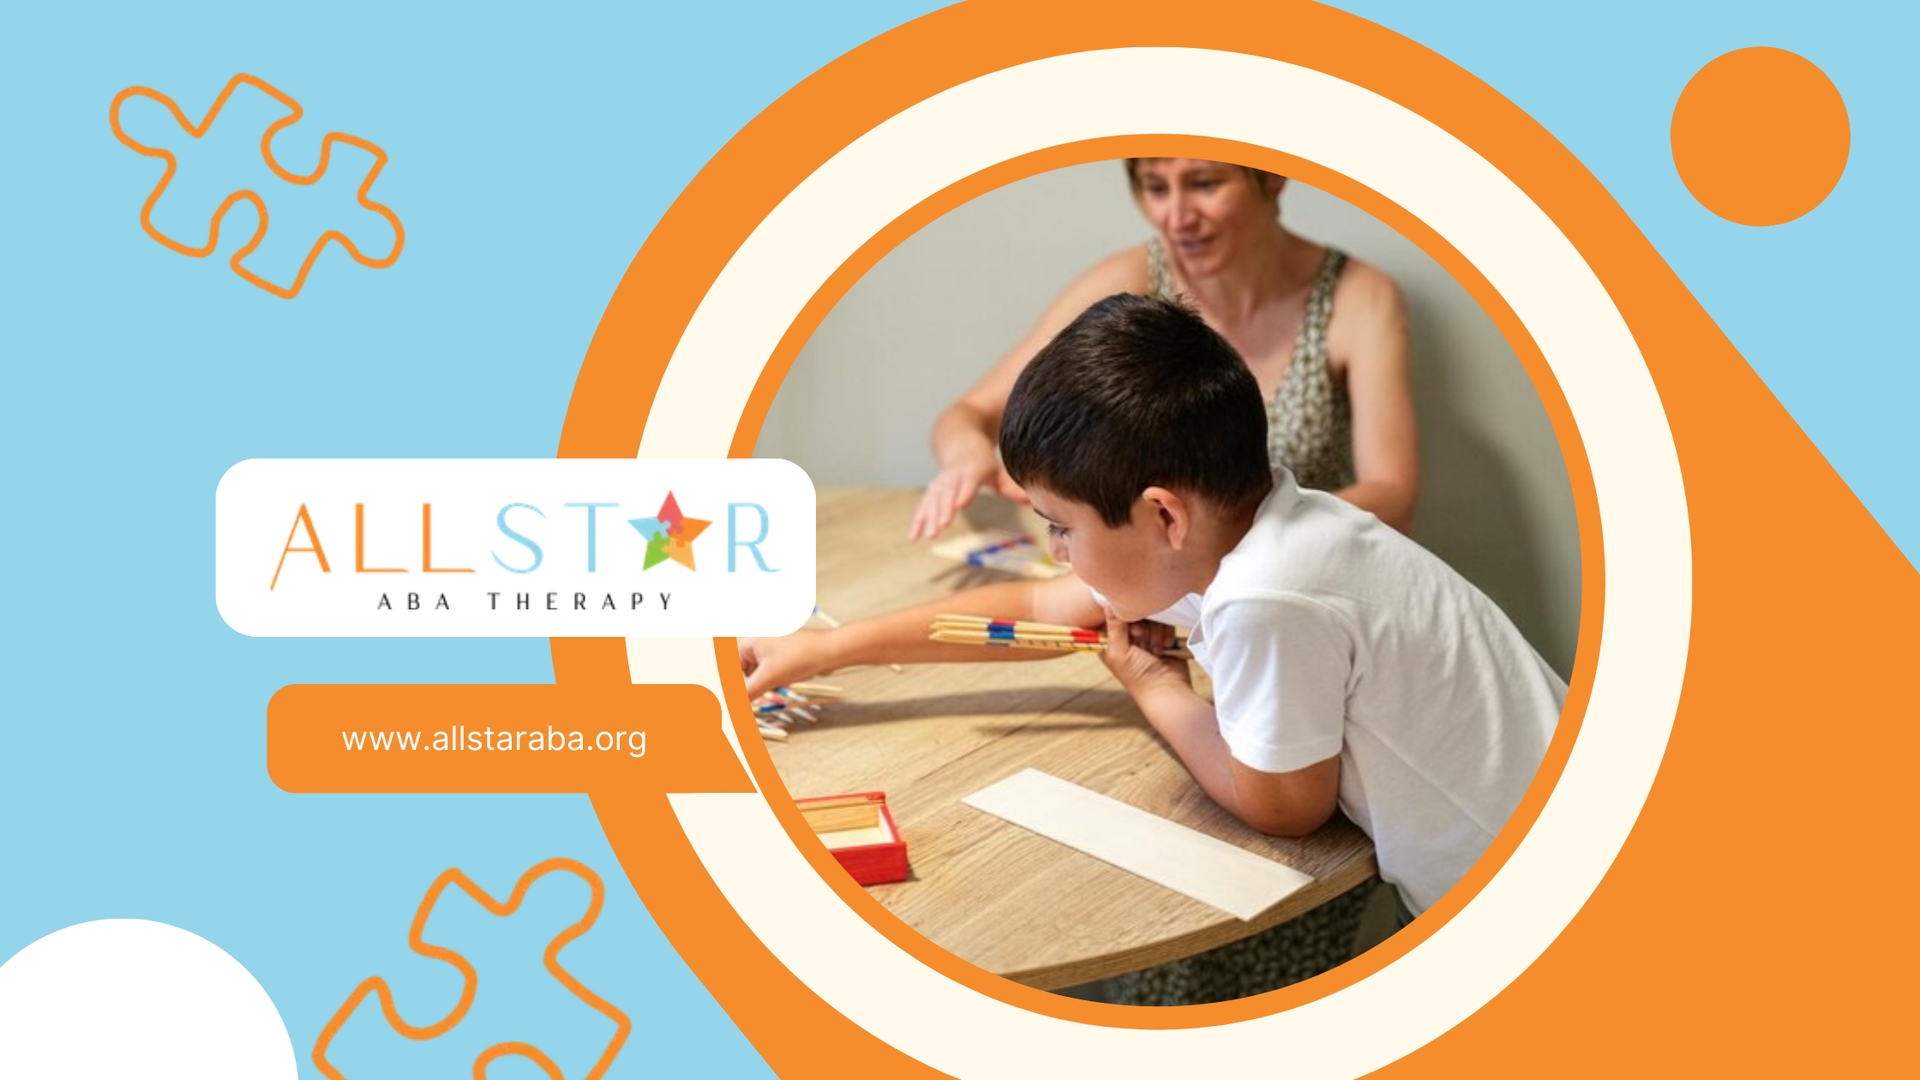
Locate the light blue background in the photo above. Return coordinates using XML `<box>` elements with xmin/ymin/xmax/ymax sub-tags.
<box><xmin>1</xmin><ymin>2</ymin><xmax>1909</xmax><ymax>1076</ymax></box>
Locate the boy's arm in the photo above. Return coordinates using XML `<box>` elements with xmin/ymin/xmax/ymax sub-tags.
<box><xmin>739</xmin><ymin>574</ymin><xmax>1104</xmax><ymax>697</ymax></box>
<box><xmin>1102</xmin><ymin>614</ymin><xmax>1341</xmax><ymax>837</ymax></box>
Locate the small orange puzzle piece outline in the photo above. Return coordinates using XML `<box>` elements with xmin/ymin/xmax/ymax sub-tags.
<box><xmin>312</xmin><ymin>857</ymin><xmax>631</xmax><ymax>1080</ymax></box>
<box><xmin>107</xmin><ymin>72</ymin><xmax>405</xmax><ymax>299</ymax></box>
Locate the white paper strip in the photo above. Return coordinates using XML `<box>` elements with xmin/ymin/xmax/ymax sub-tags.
<box><xmin>962</xmin><ymin>768</ymin><xmax>1313</xmax><ymax>921</ymax></box>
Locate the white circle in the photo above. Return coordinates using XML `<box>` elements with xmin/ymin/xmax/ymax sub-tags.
<box><xmin>630</xmin><ymin>47</ymin><xmax>1689</xmax><ymax>1077</ymax></box>
<box><xmin>0</xmin><ymin>919</ymin><xmax>297</xmax><ymax>1079</ymax></box>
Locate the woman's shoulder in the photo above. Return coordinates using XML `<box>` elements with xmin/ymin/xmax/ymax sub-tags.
<box><xmin>1084</xmin><ymin>245</ymin><xmax>1154</xmax><ymax>292</ymax></box>
<box><xmin>1322</xmin><ymin>253</ymin><xmax>1409</xmax><ymax>370</ymax></box>
<box><xmin>1328</xmin><ymin>252</ymin><xmax>1404</xmax><ymax>313</ymax></box>
<box><xmin>1052</xmin><ymin>245</ymin><xmax>1155</xmax><ymax>310</ymax></box>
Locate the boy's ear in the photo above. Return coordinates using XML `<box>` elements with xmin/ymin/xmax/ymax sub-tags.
<box><xmin>1140</xmin><ymin>486</ymin><xmax>1190</xmax><ymax>550</ymax></box>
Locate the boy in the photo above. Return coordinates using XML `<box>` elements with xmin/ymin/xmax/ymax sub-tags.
<box><xmin>741</xmin><ymin>294</ymin><xmax>1564</xmax><ymax>917</ymax></box>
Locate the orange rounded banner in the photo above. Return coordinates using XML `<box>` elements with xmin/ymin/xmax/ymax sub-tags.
<box><xmin>269</xmin><ymin>678</ymin><xmax>746</xmax><ymax>794</ymax></box>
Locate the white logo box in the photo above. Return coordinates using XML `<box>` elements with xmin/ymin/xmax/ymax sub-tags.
<box><xmin>215</xmin><ymin>459</ymin><xmax>816</xmax><ymax>637</ymax></box>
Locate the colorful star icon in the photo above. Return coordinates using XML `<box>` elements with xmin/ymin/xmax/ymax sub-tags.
<box><xmin>627</xmin><ymin>492</ymin><xmax>710</xmax><ymax>571</ymax></box>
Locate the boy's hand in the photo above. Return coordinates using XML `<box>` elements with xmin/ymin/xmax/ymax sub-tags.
<box><xmin>738</xmin><ymin>629</ymin><xmax>838</xmax><ymax>699</ymax></box>
<box><xmin>1099</xmin><ymin>613</ymin><xmax>1192</xmax><ymax>702</ymax></box>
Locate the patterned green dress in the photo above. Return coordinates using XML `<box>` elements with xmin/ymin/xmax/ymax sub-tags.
<box><xmin>1147</xmin><ymin>237</ymin><xmax>1357</xmax><ymax>491</ymax></box>
<box><xmin>1108</xmin><ymin>239</ymin><xmax>1379</xmax><ymax>1006</ymax></box>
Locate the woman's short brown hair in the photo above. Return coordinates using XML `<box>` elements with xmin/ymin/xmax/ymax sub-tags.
<box><xmin>1122</xmin><ymin>158</ymin><xmax>1283</xmax><ymax>200</ymax></box>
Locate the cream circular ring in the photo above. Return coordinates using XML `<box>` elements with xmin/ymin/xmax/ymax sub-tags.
<box><xmin>630</xmin><ymin>48</ymin><xmax>1690</xmax><ymax>1078</ymax></box>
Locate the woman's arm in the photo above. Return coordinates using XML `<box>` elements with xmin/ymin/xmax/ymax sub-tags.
<box><xmin>908</xmin><ymin>249</ymin><xmax>1149</xmax><ymax>540</ymax></box>
<box><xmin>1329</xmin><ymin>262</ymin><xmax>1420</xmax><ymax>533</ymax></box>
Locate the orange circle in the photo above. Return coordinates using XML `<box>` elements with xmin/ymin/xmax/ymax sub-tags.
<box><xmin>1670</xmin><ymin>46</ymin><xmax>1849</xmax><ymax>226</ymax></box>
<box><xmin>553</xmin><ymin>1</ymin><xmax>1617</xmax><ymax>1061</ymax></box>
<box><xmin>714</xmin><ymin>134</ymin><xmax>1599</xmax><ymax>1032</ymax></box>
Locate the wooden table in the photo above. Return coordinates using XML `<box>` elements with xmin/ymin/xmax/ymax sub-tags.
<box><xmin>767</xmin><ymin>489</ymin><xmax>1377</xmax><ymax>990</ymax></box>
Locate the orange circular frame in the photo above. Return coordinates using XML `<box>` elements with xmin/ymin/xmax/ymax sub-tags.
<box><xmin>547</xmin><ymin>2</ymin><xmax>1820</xmax><ymax>1077</ymax></box>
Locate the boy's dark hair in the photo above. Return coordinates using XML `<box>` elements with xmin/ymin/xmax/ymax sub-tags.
<box><xmin>1000</xmin><ymin>294</ymin><xmax>1273</xmax><ymax>527</ymax></box>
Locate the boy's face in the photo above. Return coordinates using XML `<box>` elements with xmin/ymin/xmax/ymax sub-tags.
<box><xmin>1026</xmin><ymin>485</ymin><xmax>1188</xmax><ymax>622</ymax></box>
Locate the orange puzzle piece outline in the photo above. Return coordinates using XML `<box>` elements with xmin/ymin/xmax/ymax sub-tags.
<box><xmin>312</xmin><ymin>857</ymin><xmax>631</xmax><ymax>1080</ymax></box>
<box><xmin>108</xmin><ymin>72</ymin><xmax>405</xmax><ymax>299</ymax></box>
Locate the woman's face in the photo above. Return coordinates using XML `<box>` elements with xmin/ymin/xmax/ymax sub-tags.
<box><xmin>1133</xmin><ymin>159</ymin><xmax>1278</xmax><ymax>277</ymax></box>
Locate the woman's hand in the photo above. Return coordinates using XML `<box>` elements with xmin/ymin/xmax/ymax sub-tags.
<box><xmin>907</xmin><ymin>449</ymin><xmax>1027</xmax><ymax>541</ymax></box>
<box><xmin>738</xmin><ymin>629</ymin><xmax>840</xmax><ymax>699</ymax></box>
<box><xmin>908</xmin><ymin>251</ymin><xmax>1148</xmax><ymax>542</ymax></box>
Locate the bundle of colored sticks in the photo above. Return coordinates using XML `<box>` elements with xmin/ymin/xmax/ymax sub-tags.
<box><xmin>928</xmin><ymin>614</ymin><xmax>1189</xmax><ymax>654</ymax></box>
<box><xmin>754</xmin><ymin>682</ymin><xmax>843</xmax><ymax>742</ymax></box>
<box><xmin>929</xmin><ymin>530</ymin><xmax>1068</xmax><ymax>579</ymax></box>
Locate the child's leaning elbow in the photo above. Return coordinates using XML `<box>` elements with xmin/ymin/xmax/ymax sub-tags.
<box><xmin>1241</xmin><ymin>804</ymin><xmax>1334</xmax><ymax>838</ymax></box>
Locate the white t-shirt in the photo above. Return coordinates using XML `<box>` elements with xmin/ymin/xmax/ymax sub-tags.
<box><xmin>1152</xmin><ymin>473</ymin><xmax>1564</xmax><ymax>914</ymax></box>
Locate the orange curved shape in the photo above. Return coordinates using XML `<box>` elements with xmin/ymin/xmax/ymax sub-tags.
<box><xmin>310</xmin><ymin>857</ymin><xmax>630</xmax><ymax>1080</ymax></box>
<box><xmin>544</xmin><ymin>0</ymin><xmax>1917</xmax><ymax>1077</ymax></box>
<box><xmin>107</xmin><ymin>73</ymin><xmax>404</xmax><ymax>299</ymax></box>
<box><xmin>474</xmin><ymin>1042</ymin><xmax>565</xmax><ymax>1079</ymax></box>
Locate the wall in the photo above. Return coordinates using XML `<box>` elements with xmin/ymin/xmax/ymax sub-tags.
<box><xmin>753</xmin><ymin>162</ymin><xmax>1581</xmax><ymax>677</ymax></box>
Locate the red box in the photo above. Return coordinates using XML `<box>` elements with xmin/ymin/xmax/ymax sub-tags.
<box><xmin>795</xmin><ymin>791</ymin><xmax>910</xmax><ymax>886</ymax></box>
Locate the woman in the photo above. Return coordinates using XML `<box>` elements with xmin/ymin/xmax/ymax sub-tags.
<box><xmin>909</xmin><ymin>157</ymin><xmax>1418</xmax><ymax>542</ymax></box>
